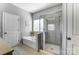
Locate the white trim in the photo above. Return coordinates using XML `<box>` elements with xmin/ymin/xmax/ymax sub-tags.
<box><xmin>61</xmin><ymin>3</ymin><xmax>67</xmax><ymax>55</ymax></box>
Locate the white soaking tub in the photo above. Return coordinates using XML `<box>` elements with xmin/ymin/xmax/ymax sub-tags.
<box><xmin>22</xmin><ymin>36</ymin><xmax>38</xmax><ymax>50</ymax></box>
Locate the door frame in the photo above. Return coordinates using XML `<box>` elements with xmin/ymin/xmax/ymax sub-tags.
<box><xmin>61</xmin><ymin>3</ymin><xmax>68</xmax><ymax>55</ymax></box>
<box><xmin>1</xmin><ymin>11</ymin><xmax>21</xmax><ymax>46</ymax></box>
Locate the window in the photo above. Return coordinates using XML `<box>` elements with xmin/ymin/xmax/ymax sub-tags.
<box><xmin>40</xmin><ymin>18</ymin><xmax>44</xmax><ymax>32</ymax></box>
<box><xmin>33</xmin><ymin>18</ymin><xmax>44</xmax><ymax>32</ymax></box>
<box><xmin>33</xmin><ymin>19</ymin><xmax>39</xmax><ymax>32</ymax></box>
<box><xmin>48</xmin><ymin>24</ymin><xmax>55</xmax><ymax>31</ymax></box>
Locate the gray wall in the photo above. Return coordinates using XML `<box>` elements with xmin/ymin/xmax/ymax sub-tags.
<box><xmin>0</xmin><ymin>3</ymin><xmax>32</xmax><ymax>38</ymax></box>
<box><xmin>33</xmin><ymin>4</ymin><xmax>62</xmax><ymax>45</ymax></box>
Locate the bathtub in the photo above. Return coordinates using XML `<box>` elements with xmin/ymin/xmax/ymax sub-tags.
<box><xmin>22</xmin><ymin>36</ymin><xmax>38</xmax><ymax>50</ymax></box>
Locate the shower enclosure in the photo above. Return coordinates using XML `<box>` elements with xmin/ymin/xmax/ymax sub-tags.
<box><xmin>38</xmin><ymin>13</ymin><xmax>62</xmax><ymax>54</ymax></box>
<box><xmin>33</xmin><ymin>12</ymin><xmax>62</xmax><ymax>54</ymax></box>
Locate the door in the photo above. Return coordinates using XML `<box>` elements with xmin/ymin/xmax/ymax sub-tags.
<box><xmin>46</xmin><ymin>17</ymin><xmax>56</xmax><ymax>44</ymax></box>
<box><xmin>66</xmin><ymin>3</ymin><xmax>79</xmax><ymax>55</ymax></box>
<box><xmin>45</xmin><ymin>16</ymin><xmax>60</xmax><ymax>45</ymax></box>
<box><xmin>2</xmin><ymin>12</ymin><xmax>20</xmax><ymax>47</ymax></box>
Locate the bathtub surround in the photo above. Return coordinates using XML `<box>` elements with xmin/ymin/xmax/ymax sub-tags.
<box><xmin>22</xmin><ymin>36</ymin><xmax>38</xmax><ymax>50</ymax></box>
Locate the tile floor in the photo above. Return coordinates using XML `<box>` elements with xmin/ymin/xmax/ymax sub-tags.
<box><xmin>12</xmin><ymin>44</ymin><xmax>46</xmax><ymax>55</ymax></box>
<box><xmin>12</xmin><ymin>43</ymin><xmax>60</xmax><ymax>55</ymax></box>
<box><xmin>45</xmin><ymin>43</ymin><xmax>60</xmax><ymax>55</ymax></box>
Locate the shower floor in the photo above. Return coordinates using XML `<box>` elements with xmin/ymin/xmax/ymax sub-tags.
<box><xmin>45</xmin><ymin>43</ymin><xmax>60</xmax><ymax>55</ymax></box>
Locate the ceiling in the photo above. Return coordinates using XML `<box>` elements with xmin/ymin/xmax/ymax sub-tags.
<box><xmin>12</xmin><ymin>3</ymin><xmax>59</xmax><ymax>13</ymax></box>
